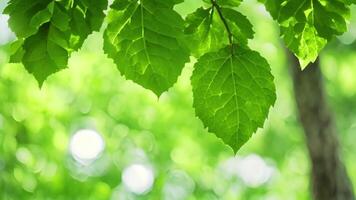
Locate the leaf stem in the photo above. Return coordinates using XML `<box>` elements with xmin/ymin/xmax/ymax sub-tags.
<box><xmin>210</xmin><ymin>0</ymin><xmax>234</xmax><ymax>52</ymax></box>
<box><xmin>209</xmin><ymin>6</ymin><xmax>214</xmax><ymax>26</ymax></box>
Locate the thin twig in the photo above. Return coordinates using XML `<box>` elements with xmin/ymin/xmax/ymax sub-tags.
<box><xmin>210</xmin><ymin>0</ymin><xmax>234</xmax><ymax>53</ymax></box>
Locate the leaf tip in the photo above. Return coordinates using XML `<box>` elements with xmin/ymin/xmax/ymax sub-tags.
<box><xmin>298</xmin><ymin>55</ymin><xmax>318</xmax><ymax>70</ymax></box>
<box><xmin>153</xmin><ymin>90</ymin><xmax>164</xmax><ymax>98</ymax></box>
<box><xmin>231</xmin><ymin>146</ymin><xmax>239</xmax><ymax>155</ymax></box>
<box><xmin>32</xmin><ymin>74</ymin><xmax>47</xmax><ymax>89</ymax></box>
<box><xmin>37</xmin><ymin>80</ymin><xmax>46</xmax><ymax>89</ymax></box>
<box><xmin>224</xmin><ymin>141</ymin><xmax>243</xmax><ymax>155</ymax></box>
<box><xmin>298</xmin><ymin>59</ymin><xmax>310</xmax><ymax>70</ymax></box>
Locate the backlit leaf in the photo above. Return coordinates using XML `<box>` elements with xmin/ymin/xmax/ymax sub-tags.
<box><xmin>191</xmin><ymin>45</ymin><xmax>276</xmax><ymax>152</ymax></box>
<box><xmin>184</xmin><ymin>7</ymin><xmax>253</xmax><ymax>57</ymax></box>
<box><xmin>263</xmin><ymin>0</ymin><xmax>350</xmax><ymax>68</ymax></box>
<box><xmin>103</xmin><ymin>0</ymin><xmax>189</xmax><ymax>96</ymax></box>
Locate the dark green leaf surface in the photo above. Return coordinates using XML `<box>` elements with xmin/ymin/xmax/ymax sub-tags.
<box><xmin>4</xmin><ymin>0</ymin><xmax>52</xmax><ymax>38</ymax></box>
<box><xmin>263</xmin><ymin>0</ymin><xmax>350</xmax><ymax>68</ymax></box>
<box><xmin>23</xmin><ymin>25</ymin><xmax>69</xmax><ymax>85</ymax></box>
<box><xmin>4</xmin><ymin>0</ymin><xmax>107</xmax><ymax>85</ymax></box>
<box><xmin>192</xmin><ymin>45</ymin><xmax>276</xmax><ymax>152</ymax></box>
<box><xmin>103</xmin><ymin>0</ymin><xmax>189</xmax><ymax>96</ymax></box>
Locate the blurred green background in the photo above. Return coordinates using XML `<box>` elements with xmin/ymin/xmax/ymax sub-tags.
<box><xmin>0</xmin><ymin>0</ymin><xmax>355</xmax><ymax>199</ymax></box>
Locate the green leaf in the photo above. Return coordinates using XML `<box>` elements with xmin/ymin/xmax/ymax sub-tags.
<box><xmin>191</xmin><ymin>45</ymin><xmax>276</xmax><ymax>152</ymax></box>
<box><xmin>341</xmin><ymin>0</ymin><xmax>356</xmax><ymax>5</ymax></box>
<box><xmin>103</xmin><ymin>0</ymin><xmax>189</xmax><ymax>96</ymax></box>
<box><xmin>29</xmin><ymin>1</ymin><xmax>55</xmax><ymax>31</ymax></box>
<box><xmin>221</xmin><ymin>8</ymin><xmax>254</xmax><ymax>45</ymax></box>
<box><xmin>22</xmin><ymin>25</ymin><xmax>69</xmax><ymax>86</ymax></box>
<box><xmin>68</xmin><ymin>0</ymin><xmax>108</xmax><ymax>49</ymax></box>
<box><xmin>203</xmin><ymin>0</ymin><xmax>242</xmax><ymax>7</ymax></box>
<box><xmin>184</xmin><ymin>7</ymin><xmax>225</xmax><ymax>57</ymax></box>
<box><xmin>155</xmin><ymin>0</ymin><xmax>184</xmax><ymax>7</ymax></box>
<box><xmin>264</xmin><ymin>0</ymin><xmax>350</xmax><ymax>68</ymax></box>
<box><xmin>4</xmin><ymin>0</ymin><xmax>52</xmax><ymax>38</ymax></box>
<box><xmin>9</xmin><ymin>39</ymin><xmax>24</xmax><ymax>63</ymax></box>
<box><xmin>184</xmin><ymin>7</ymin><xmax>253</xmax><ymax>57</ymax></box>
<box><xmin>4</xmin><ymin>0</ymin><xmax>108</xmax><ymax>85</ymax></box>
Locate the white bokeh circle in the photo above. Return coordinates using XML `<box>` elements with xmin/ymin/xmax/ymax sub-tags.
<box><xmin>69</xmin><ymin>129</ymin><xmax>105</xmax><ymax>164</ymax></box>
<box><xmin>122</xmin><ymin>164</ymin><xmax>154</xmax><ymax>195</ymax></box>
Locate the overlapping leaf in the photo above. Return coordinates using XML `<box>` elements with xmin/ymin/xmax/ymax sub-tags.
<box><xmin>192</xmin><ymin>45</ymin><xmax>276</xmax><ymax>152</ymax></box>
<box><xmin>4</xmin><ymin>0</ymin><xmax>107</xmax><ymax>85</ymax></box>
<box><xmin>184</xmin><ymin>7</ymin><xmax>253</xmax><ymax>57</ymax></box>
<box><xmin>22</xmin><ymin>24</ymin><xmax>69</xmax><ymax>84</ymax></box>
<box><xmin>263</xmin><ymin>0</ymin><xmax>350</xmax><ymax>68</ymax></box>
<box><xmin>203</xmin><ymin>0</ymin><xmax>242</xmax><ymax>7</ymax></box>
<box><xmin>103</xmin><ymin>0</ymin><xmax>189</xmax><ymax>96</ymax></box>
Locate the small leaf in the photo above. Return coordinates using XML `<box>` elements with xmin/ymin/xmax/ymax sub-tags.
<box><xmin>104</xmin><ymin>0</ymin><xmax>189</xmax><ymax>96</ymax></box>
<box><xmin>221</xmin><ymin>8</ymin><xmax>254</xmax><ymax>45</ymax></box>
<box><xmin>184</xmin><ymin>7</ymin><xmax>225</xmax><ymax>57</ymax></box>
<box><xmin>184</xmin><ymin>7</ymin><xmax>253</xmax><ymax>57</ymax></box>
<box><xmin>191</xmin><ymin>45</ymin><xmax>276</xmax><ymax>152</ymax></box>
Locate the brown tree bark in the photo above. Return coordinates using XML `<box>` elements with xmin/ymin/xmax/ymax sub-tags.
<box><xmin>288</xmin><ymin>53</ymin><xmax>355</xmax><ymax>200</ymax></box>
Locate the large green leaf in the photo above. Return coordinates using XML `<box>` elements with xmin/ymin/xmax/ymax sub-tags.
<box><xmin>191</xmin><ymin>45</ymin><xmax>276</xmax><ymax>152</ymax></box>
<box><xmin>103</xmin><ymin>0</ymin><xmax>189</xmax><ymax>96</ymax></box>
<box><xmin>4</xmin><ymin>0</ymin><xmax>108</xmax><ymax>85</ymax></box>
<box><xmin>263</xmin><ymin>0</ymin><xmax>350</xmax><ymax>68</ymax></box>
<box><xmin>184</xmin><ymin>7</ymin><xmax>253</xmax><ymax>57</ymax></box>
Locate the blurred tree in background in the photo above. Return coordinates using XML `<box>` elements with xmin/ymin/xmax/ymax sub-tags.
<box><xmin>0</xmin><ymin>0</ymin><xmax>356</xmax><ymax>199</ymax></box>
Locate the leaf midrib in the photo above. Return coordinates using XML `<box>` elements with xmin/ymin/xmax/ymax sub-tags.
<box><xmin>140</xmin><ymin>4</ymin><xmax>152</xmax><ymax>72</ymax></box>
<box><xmin>229</xmin><ymin>54</ymin><xmax>240</xmax><ymax>144</ymax></box>
<box><xmin>203</xmin><ymin>52</ymin><xmax>240</xmax><ymax>142</ymax></box>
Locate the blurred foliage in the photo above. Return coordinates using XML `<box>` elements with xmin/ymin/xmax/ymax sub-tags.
<box><xmin>0</xmin><ymin>1</ymin><xmax>355</xmax><ymax>200</ymax></box>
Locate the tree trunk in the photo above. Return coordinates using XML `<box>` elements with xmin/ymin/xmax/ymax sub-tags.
<box><xmin>288</xmin><ymin>53</ymin><xmax>355</xmax><ymax>200</ymax></box>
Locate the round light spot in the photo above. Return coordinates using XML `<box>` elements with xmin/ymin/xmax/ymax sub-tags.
<box><xmin>236</xmin><ymin>154</ymin><xmax>274</xmax><ymax>187</ymax></box>
<box><xmin>122</xmin><ymin>164</ymin><xmax>154</xmax><ymax>195</ymax></box>
<box><xmin>222</xmin><ymin>154</ymin><xmax>275</xmax><ymax>187</ymax></box>
<box><xmin>69</xmin><ymin>129</ymin><xmax>105</xmax><ymax>164</ymax></box>
<box><xmin>163</xmin><ymin>170</ymin><xmax>195</xmax><ymax>200</ymax></box>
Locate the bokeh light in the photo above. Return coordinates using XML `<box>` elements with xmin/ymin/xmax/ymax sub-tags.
<box><xmin>69</xmin><ymin>129</ymin><xmax>105</xmax><ymax>164</ymax></box>
<box><xmin>162</xmin><ymin>170</ymin><xmax>195</xmax><ymax>200</ymax></box>
<box><xmin>222</xmin><ymin>154</ymin><xmax>275</xmax><ymax>187</ymax></box>
<box><xmin>122</xmin><ymin>164</ymin><xmax>154</xmax><ymax>195</ymax></box>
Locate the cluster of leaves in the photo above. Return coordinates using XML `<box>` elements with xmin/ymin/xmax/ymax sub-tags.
<box><xmin>262</xmin><ymin>0</ymin><xmax>354</xmax><ymax>68</ymax></box>
<box><xmin>3</xmin><ymin>0</ymin><xmax>354</xmax><ymax>152</ymax></box>
<box><xmin>4</xmin><ymin>0</ymin><xmax>108</xmax><ymax>84</ymax></box>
